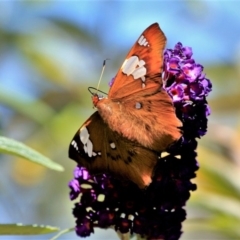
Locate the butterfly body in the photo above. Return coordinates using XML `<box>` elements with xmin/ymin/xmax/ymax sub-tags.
<box><xmin>69</xmin><ymin>23</ymin><xmax>182</xmax><ymax>188</ymax></box>
<box><xmin>95</xmin><ymin>88</ymin><xmax>180</xmax><ymax>152</ymax></box>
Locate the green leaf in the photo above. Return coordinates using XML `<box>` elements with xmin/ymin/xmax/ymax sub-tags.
<box><xmin>0</xmin><ymin>88</ymin><xmax>55</xmax><ymax>125</ymax></box>
<box><xmin>0</xmin><ymin>223</ymin><xmax>59</xmax><ymax>235</ymax></box>
<box><xmin>45</xmin><ymin>17</ymin><xmax>99</xmax><ymax>46</ymax></box>
<box><xmin>49</xmin><ymin>227</ymin><xmax>74</xmax><ymax>240</ymax></box>
<box><xmin>0</xmin><ymin>136</ymin><xmax>64</xmax><ymax>172</ymax></box>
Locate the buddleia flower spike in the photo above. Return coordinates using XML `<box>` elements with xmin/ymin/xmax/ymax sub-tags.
<box><xmin>69</xmin><ymin>28</ymin><xmax>212</xmax><ymax>239</ymax></box>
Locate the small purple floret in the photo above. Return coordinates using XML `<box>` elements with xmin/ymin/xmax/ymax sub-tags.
<box><xmin>163</xmin><ymin>42</ymin><xmax>212</xmax><ymax>137</ymax></box>
<box><xmin>69</xmin><ymin>179</ymin><xmax>80</xmax><ymax>200</ymax></box>
<box><xmin>108</xmin><ymin>77</ymin><xmax>115</xmax><ymax>87</ymax></box>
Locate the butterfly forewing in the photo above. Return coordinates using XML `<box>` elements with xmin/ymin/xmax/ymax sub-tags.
<box><xmin>96</xmin><ymin>23</ymin><xmax>181</xmax><ymax>151</ymax></box>
<box><xmin>69</xmin><ymin>111</ymin><xmax>159</xmax><ymax>188</ymax></box>
<box><xmin>109</xmin><ymin>23</ymin><xmax>166</xmax><ymax>99</ymax></box>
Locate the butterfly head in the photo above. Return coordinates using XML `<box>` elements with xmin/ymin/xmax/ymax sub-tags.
<box><xmin>88</xmin><ymin>87</ymin><xmax>107</xmax><ymax>107</ymax></box>
<box><xmin>92</xmin><ymin>94</ymin><xmax>100</xmax><ymax>107</ymax></box>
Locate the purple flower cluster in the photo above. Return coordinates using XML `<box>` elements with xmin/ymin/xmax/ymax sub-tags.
<box><xmin>163</xmin><ymin>42</ymin><xmax>212</xmax><ymax>138</ymax></box>
<box><xmin>69</xmin><ymin>42</ymin><xmax>212</xmax><ymax>239</ymax></box>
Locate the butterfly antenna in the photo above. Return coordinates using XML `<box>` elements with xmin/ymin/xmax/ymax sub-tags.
<box><xmin>96</xmin><ymin>59</ymin><xmax>109</xmax><ymax>94</ymax></box>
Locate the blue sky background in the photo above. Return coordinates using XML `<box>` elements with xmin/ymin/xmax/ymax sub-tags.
<box><xmin>0</xmin><ymin>1</ymin><xmax>240</xmax><ymax>98</ymax></box>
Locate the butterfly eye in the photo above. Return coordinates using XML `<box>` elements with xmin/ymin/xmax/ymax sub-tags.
<box><xmin>98</xmin><ymin>94</ymin><xmax>104</xmax><ymax>100</ymax></box>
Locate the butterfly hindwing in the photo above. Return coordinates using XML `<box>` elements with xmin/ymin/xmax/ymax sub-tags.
<box><xmin>109</xmin><ymin>23</ymin><xmax>166</xmax><ymax>99</ymax></box>
<box><xmin>69</xmin><ymin>111</ymin><xmax>159</xmax><ymax>188</ymax></box>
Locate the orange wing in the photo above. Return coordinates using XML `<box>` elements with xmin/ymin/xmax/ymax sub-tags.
<box><xmin>108</xmin><ymin>23</ymin><xmax>166</xmax><ymax>100</ymax></box>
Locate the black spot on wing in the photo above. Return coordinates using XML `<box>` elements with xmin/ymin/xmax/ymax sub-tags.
<box><xmin>127</xmin><ymin>156</ymin><xmax>132</xmax><ymax>163</ymax></box>
<box><xmin>111</xmin><ymin>155</ymin><xmax>117</xmax><ymax>161</ymax></box>
<box><xmin>124</xmin><ymin>156</ymin><xmax>132</xmax><ymax>164</ymax></box>
<box><xmin>145</xmin><ymin>124</ymin><xmax>151</xmax><ymax>131</ymax></box>
<box><xmin>127</xmin><ymin>150</ymin><xmax>136</xmax><ymax>157</ymax></box>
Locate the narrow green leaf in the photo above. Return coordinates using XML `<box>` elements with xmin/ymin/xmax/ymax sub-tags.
<box><xmin>0</xmin><ymin>223</ymin><xmax>59</xmax><ymax>235</ymax></box>
<box><xmin>49</xmin><ymin>227</ymin><xmax>74</xmax><ymax>240</ymax></box>
<box><xmin>46</xmin><ymin>17</ymin><xmax>99</xmax><ymax>46</ymax></box>
<box><xmin>0</xmin><ymin>87</ymin><xmax>55</xmax><ymax>124</ymax></box>
<box><xmin>0</xmin><ymin>136</ymin><xmax>64</xmax><ymax>172</ymax></box>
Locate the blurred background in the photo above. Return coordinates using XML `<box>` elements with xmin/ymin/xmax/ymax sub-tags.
<box><xmin>0</xmin><ymin>1</ymin><xmax>240</xmax><ymax>239</ymax></box>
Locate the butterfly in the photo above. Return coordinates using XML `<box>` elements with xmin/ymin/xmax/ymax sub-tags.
<box><xmin>69</xmin><ymin>23</ymin><xmax>182</xmax><ymax>188</ymax></box>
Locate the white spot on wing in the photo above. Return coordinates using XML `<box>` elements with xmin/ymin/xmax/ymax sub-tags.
<box><xmin>110</xmin><ymin>142</ymin><xmax>116</xmax><ymax>149</ymax></box>
<box><xmin>121</xmin><ymin>56</ymin><xmax>147</xmax><ymax>81</ymax></box>
<box><xmin>71</xmin><ymin>140</ymin><xmax>79</xmax><ymax>151</ymax></box>
<box><xmin>138</xmin><ymin>35</ymin><xmax>144</xmax><ymax>44</ymax></box>
<box><xmin>161</xmin><ymin>152</ymin><xmax>170</xmax><ymax>158</ymax></box>
<box><xmin>83</xmin><ymin>145</ymin><xmax>87</xmax><ymax>153</ymax></box>
<box><xmin>135</xmin><ymin>102</ymin><xmax>142</xmax><ymax>109</ymax></box>
<box><xmin>80</xmin><ymin>127</ymin><xmax>89</xmax><ymax>144</ymax></box>
<box><xmin>122</xmin><ymin>56</ymin><xmax>139</xmax><ymax>76</ymax></box>
<box><xmin>138</xmin><ymin>35</ymin><xmax>149</xmax><ymax>47</ymax></box>
<box><xmin>132</xmin><ymin>66</ymin><xmax>146</xmax><ymax>79</ymax></box>
<box><xmin>87</xmin><ymin>140</ymin><xmax>93</xmax><ymax>157</ymax></box>
<box><xmin>79</xmin><ymin>126</ymin><xmax>94</xmax><ymax>158</ymax></box>
<box><xmin>138</xmin><ymin>59</ymin><xmax>145</xmax><ymax>67</ymax></box>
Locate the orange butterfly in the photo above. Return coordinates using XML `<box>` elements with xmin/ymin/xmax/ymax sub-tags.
<box><xmin>69</xmin><ymin>23</ymin><xmax>182</xmax><ymax>188</ymax></box>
